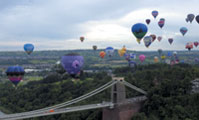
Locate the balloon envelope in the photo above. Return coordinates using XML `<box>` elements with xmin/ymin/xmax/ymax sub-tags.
<box><xmin>150</xmin><ymin>34</ymin><xmax>156</xmax><ymax>42</ymax></box>
<box><xmin>154</xmin><ymin>56</ymin><xmax>159</xmax><ymax>63</ymax></box>
<box><xmin>187</xmin><ymin>14</ymin><xmax>195</xmax><ymax>23</ymax></box>
<box><xmin>93</xmin><ymin>45</ymin><xmax>97</xmax><ymax>50</ymax></box>
<box><xmin>80</xmin><ymin>36</ymin><xmax>84</xmax><ymax>42</ymax></box>
<box><xmin>146</xmin><ymin>19</ymin><xmax>151</xmax><ymax>25</ymax></box>
<box><xmin>24</xmin><ymin>43</ymin><xmax>34</xmax><ymax>55</ymax></box>
<box><xmin>157</xmin><ymin>36</ymin><xmax>162</xmax><ymax>42</ymax></box>
<box><xmin>105</xmin><ymin>47</ymin><xmax>114</xmax><ymax>57</ymax></box>
<box><xmin>143</xmin><ymin>36</ymin><xmax>152</xmax><ymax>48</ymax></box>
<box><xmin>99</xmin><ymin>51</ymin><xmax>106</xmax><ymax>58</ymax></box>
<box><xmin>61</xmin><ymin>53</ymin><xmax>84</xmax><ymax>77</ymax></box>
<box><xmin>158</xmin><ymin>49</ymin><xmax>163</xmax><ymax>55</ymax></box>
<box><xmin>194</xmin><ymin>41</ymin><xmax>199</xmax><ymax>47</ymax></box>
<box><xmin>180</xmin><ymin>27</ymin><xmax>188</xmax><ymax>36</ymax></box>
<box><xmin>152</xmin><ymin>10</ymin><xmax>158</xmax><ymax>18</ymax></box>
<box><xmin>168</xmin><ymin>38</ymin><xmax>173</xmax><ymax>44</ymax></box>
<box><xmin>196</xmin><ymin>15</ymin><xmax>199</xmax><ymax>24</ymax></box>
<box><xmin>6</xmin><ymin>66</ymin><xmax>25</xmax><ymax>86</ymax></box>
<box><xmin>139</xmin><ymin>54</ymin><xmax>146</xmax><ymax>63</ymax></box>
<box><xmin>131</xmin><ymin>23</ymin><xmax>148</xmax><ymax>44</ymax></box>
<box><xmin>186</xmin><ymin>42</ymin><xmax>193</xmax><ymax>51</ymax></box>
<box><xmin>158</xmin><ymin>20</ymin><xmax>165</xmax><ymax>28</ymax></box>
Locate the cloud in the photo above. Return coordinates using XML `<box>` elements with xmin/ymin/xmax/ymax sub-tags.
<box><xmin>0</xmin><ymin>0</ymin><xmax>199</xmax><ymax>51</ymax></box>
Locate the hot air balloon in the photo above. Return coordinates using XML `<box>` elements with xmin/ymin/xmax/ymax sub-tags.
<box><xmin>146</xmin><ymin>19</ymin><xmax>151</xmax><ymax>25</ymax></box>
<box><xmin>158</xmin><ymin>20</ymin><xmax>165</xmax><ymax>29</ymax></box>
<box><xmin>131</xmin><ymin>23</ymin><xmax>148</xmax><ymax>44</ymax></box>
<box><xmin>194</xmin><ymin>41</ymin><xmax>199</xmax><ymax>47</ymax></box>
<box><xmin>150</xmin><ymin>34</ymin><xmax>156</xmax><ymax>42</ymax></box>
<box><xmin>143</xmin><ymin>36</ymin><xmax>152</xmax><ymax>48</ymax></box>
<box><xmin>154</xmin><ymin>56</ymin><xmax>159</xmax><ymax>63</ymax></box>
<box><xmin>158</xmin><ymin>49</ymin><xmax>163</xmax><ymax>55</ymax></box>
<box><xmin>125</xmin><ymin>53</ymin><xmax>136</xmax><ymax>61</ymax></box>
<box><xmin>196</xmin><ymin>15</ymin><xmax>199</xmax><ymax>24</ymax></box>
<box><xmin>93</xmin><ymin>45</ymin><xmax>97</xmax><ymax>50</ymax></box>
<box><xmin>139</xmin><ymin>54</ymin><xmax>146</xmax><ymax>63</ymax></box>
<box><xmin>157</xmin><ymin>36</ymin><xmax>162</xmax><ymax>42</ymax></box>
<box><xmin>173</xmin><ymin>51</ymin><xmax>177</xmax><ymax>56</ymax></box>
<box><xmin>180</xmin><ymin>27</ymin><xmax>188</xmax><ymax>36</ymax></box>
<box><xmin>61</xmin><ymin>53</ymin><xmax>84</xmax><ymax>78</ymax></box>
<box><xmin>187</xmin><ymin>14</ymin><xmax>195</xmax><ymax>23</ymax></box>
<box><xmin>6</xmin><ymin>66</ymin><xmax>25</xmax><ymax>86</ymax></box>
<box><xmin>105</xmin><ymin>47</ymin><xmax>114</xmax><ymax>57</ymax></box>
<box><xmin>99</xmin><ymin>51</ymin><xmax>106</xmax><ymax>58</ymax></box>
<box><xmin>186</xmin><ymin>42</ymin><xmax>193</xmax><ymax>51</ymax></box>
<box><xmin>161</xmin><ymin>55</ymin><xmax>166</xmax><ymax>60</ymax></box>
<box><xmin>118</xmin><ymin>49</ymin><xmax>126</xmax><ymax>57</ymax></box>
<box><xmin>152</xmin><ymin>10</ymin><xmax>158</xmax><ymax>19</ymax></box>
<box><xmin>122</xmin><ymin>46</ymin><xmax>127</xmax><ymax>52</ymax></box>
<box><xmin>24</xmin><ymin>43</ymin><xmax>34</xmax><ymax>55</ymax></box>
<box><xmin>80</xmin><ymin>36</ymin><xmax>84</xmax><ymax>42</ymax></box>
<box><xmin>168</xmin><ymin>38</ymin><xmax>173</xmax><ymax>44</ymax></box>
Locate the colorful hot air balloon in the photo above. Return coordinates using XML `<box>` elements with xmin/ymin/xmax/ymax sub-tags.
<box><xmin>158</xmin><ymin>20</ymin><xmax>165</xmax><ymax>29</ymax></box>
<box><xmin>105</xmin><ymin>47</ymin><xmax>114</xmax><ymax>57</ymax></box>
<box><xmin>80</xmin><ymin>36</ymin><xmax>84</xmax><ymax>42</ymax></box>
<box><xmin>196</xmin><ymin>15</ymin><xmax>199</xmax><ymax>24</ymax></box>
<box><xmin>93</xmin><ymin>45</ymin><xmax>97</xmax><ymax>50</ymax></box>
<box><xmin>128</xmin><ymin>60</ymin><xmax>137</xmax><ymax>69</ymax></box>
<box><xmin>154</xmin><ymin>56</ymin><xmax>159</xmax><ymax>63</ymax></box>
<box><xmin>157</xmin><ymin>36</ymin><xmax>162</xmax><ymax>42</ymax></box>
<box><xmin>131</xmin><ymin>23</ymin><xmax>148</xmax><ymax>44</ymax></box>
<box><xmin>187</xmin><ymin>14</ymin><xmax>195</xmax><ymax>23</ymax></box>
<box><xmin>168</xmin><ymin>38</ymin><xmax>173</xmax><ymax>44</ymax></box>
<box><xmin>122</xmin><ymin>46</ymin><xmax>127</xmax><ymax>52</ymax></box>
<box><xmin>61</xmin><ymin>53</ymin><xmax>84</xmax><ymax>78</ymax></box>
<box><xmin>161</xmin><ymin>55</ymin><xmax>166</xmax><ymax>60</ymax></box>
<box><xmin>180</xmin><ymin>27</ymin><xmax>188</xmax><ymax>36</ymax></box>
<box><xmin>146</xmin><ymin>19</ymin><xmax>151</xmax><ymax>25</ymax></box>
<box><xmin>150</xmin><ymin>34</ymin><xmax>156</xmax><ymax>42</ymax></box>
<box><xmin>24</xmin><ymin>43</ymin><xmax>34</xmax><ymax>55</ymax></box>
<box><xmin>6</xmin><ymin>66</ymin><xmax>25</xmax><ymax>86</ymax></box>
<box><xmin>139</xmin><ymin>54</ymin><xmax>146</xmax><ymax>63</ymax></box>
<box><xmin>194</xmin><ymin>41</ymin><xmax>199</xmax><ymax>47</ymax></box>
<box><xmin>125</xmin><ymin>53</ymin><xmax>136</xmax><ymax>61</ymax></box>
<box><xmin>143</xmin><ymin>36</ymin><xmax>152</xmax><ymax>48</ymax></box>
<box><xmin>186</xmin><ymin>42</ymin><xmax>193</xmax><ymax>51</ymax></box>
<box><xmin>99</xmin><ymin>51</ymin><xmax>106</xmax><ymax>58</ymax></box>
<box><xmin>167</xmin><ymin>51</ymin><xmax>172</xmax><ymax>57</ymax></box>
<box><xmin>152</xmin><ymin>10</ymin><xmax>158</xmax><ymax>19</ymax></box>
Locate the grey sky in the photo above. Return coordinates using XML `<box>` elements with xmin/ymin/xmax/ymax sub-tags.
<box><xmin>0</xmin><ymin>0</ymin><xmax>199</xmax><ymax>51</ymax></box>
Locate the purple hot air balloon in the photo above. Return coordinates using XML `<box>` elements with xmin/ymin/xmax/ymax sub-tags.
<box><xmin>6</xmin><ymin>66</ymin><xmax>25</xmax><ymax>86</ymax></box>
<box><xmin>146</xmin><ymin>19</ymin><xmax>151</xmax><ymax>25</ymax></box>
<box><xmin>168</xmin><ymin>38</ymin><xmax>173</xmax><ymax>44</ymax></box>
<box><xmin>158</xmin><ymin>20</ymin><xmax>165</xmax><ymax>29</ymax></box>
<box><xmin>61</xmin><ymin>53</ymin><xmax>84</xmax><ymax>78</ymax></box>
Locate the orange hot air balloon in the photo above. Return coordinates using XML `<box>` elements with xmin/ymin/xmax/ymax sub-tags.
<box><xmin>80</xmin><ymin>36</ymin><xmax>84</xmax><ymax>42</ymax></box>
<box><xmin>49</xmin><ymin>109</ymin><xmax>55</xmax><ymax>113</ymax></box>
<box><xmin>118</xmin><ymin>49</ymin><xmax>126</xmax><ymax>57</ymax></box>
<box><xmin>99</xmin><ymin>51</ymin><xmax>106</xmax><ymax>58</ymax></box>
<box><xmin>154</xmin><ymin>56</ymin><xmax>159</xmax><ymax>63</ymax></box>
<box><xmin>122</xmin><ymin>46</ymin><xmax>127</xmax><ymax>52</ymax></box>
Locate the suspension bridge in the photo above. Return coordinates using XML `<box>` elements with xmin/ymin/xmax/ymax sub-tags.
<box><xmin>0</xmin><ymin>77</ymin><xmax>147</xmax><ymax>120</ymax></box>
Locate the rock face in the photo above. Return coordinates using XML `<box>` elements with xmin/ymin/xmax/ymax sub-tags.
<box><xmin>191</xmin><ymin>79</ymin><xmax>199</xmax><ymax>93</ymax></box>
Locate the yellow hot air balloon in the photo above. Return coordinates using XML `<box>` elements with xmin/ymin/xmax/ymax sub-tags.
<box><xmin>161</xmin><ymin>55</ymin><xmax>166</xmax><ymax>60</ymax></box>
<box><xmin>118</xmin><ymin>49</ymin><xmax>126</xmax><ymax>57</ymax></box>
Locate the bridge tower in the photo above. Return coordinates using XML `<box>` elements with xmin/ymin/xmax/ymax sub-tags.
<box><xmin>102</xmin><ymin>77</ymin><xmax>144</xmax><ymax>120</ymax></box>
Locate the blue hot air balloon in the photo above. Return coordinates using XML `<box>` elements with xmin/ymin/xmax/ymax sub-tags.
<box><xmin>24</xmin><ymin>43</ymin><xmax>34</xmax><ymax>55</ymax></box>
<box><xmin>167</xmin><ymin>52</ymin><xmax>172</xmax><ymax>57</ymax></box>
<box><xmin>131</xmin><ymin>23</ymin><xmax>148</xmax><ymax>44</ymax></box>
<box><xmin>180</xmin><ymin>27</ymin><xmax>188</xmax><ymax>36</ymax></box>
<box><xmin>105</xmin><ymin>47</ymin><xmax>114</xmax><ymax>57</ymax></box>
<box><xmin>61</xmin><ymin>53</ymin><xmax>84</xmax><ymax>78</ymax></box>
<box><xmin>152</xmin><ymin>10</ymin><xmax>159</xmax><ymax>19</ymax></box>
<box><xmin>6</xmin><ymin>66</ymin><xmax>25</xmax><ymax>86</ymax></box>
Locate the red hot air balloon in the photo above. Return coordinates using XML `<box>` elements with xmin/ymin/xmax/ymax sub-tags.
<box><xmin>80</xmin><ymin>36</ymin><xmax>84</xmax><ymax>42</ymax></box>
<box><xmin>150</xmin><ymin>34</ymin><xmax>156</xmax><ymax>42</ymax></box>
<box><xmin>146</xmin><ymin>19</ymin><xmax>151</xmax><ymax>25</ymax></box>
<box><xmin>186</xmin><ymin>42</ymin><xmax>193</xmax><ymax>51</ymax></box>
<box><xmin>158</xmin><ymin>20</ymin><xmax>165</xmax><ymax>29</ymax></box>
<box><xmin>157</xmin><ymin>36</ymin><xmax>162</xmax><ymax>42</ymax></box>
<box><xmin>194</xmin><ymin>41</ymin><xmax>199</xmax><ymax>47</ymax></box>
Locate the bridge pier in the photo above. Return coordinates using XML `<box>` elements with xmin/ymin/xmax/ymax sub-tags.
<box><xmin>102</xmin><ymin>77</ymin><xmax>144</xmax><ymax>120</ymax></box>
